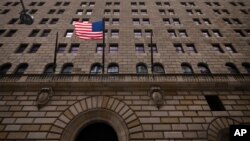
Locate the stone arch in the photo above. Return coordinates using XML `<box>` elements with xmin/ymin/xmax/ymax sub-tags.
<box><xmin>207</xmin><ymin>117</ymin><xmax>242</xmax><ymax>141</ymax></box>
<box><xmin>49</xmin><ymin>96</ymin><xmax>144</xmax><ymax>141</ymax></box>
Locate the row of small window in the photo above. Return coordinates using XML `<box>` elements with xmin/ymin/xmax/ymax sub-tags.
<box><xmin>1</xmin><ymin>62</ymin><xmax>250</xmax><ymax>75</ymax></box>
<box><xmin>0</xmin><ymin>9</ymin><xmax>37</xmax><ymax>15</ymax></box>
<box><xmin>14</xmin><ymin>43</ymin><xmax>80</xmax><ymax>54</ymax></box>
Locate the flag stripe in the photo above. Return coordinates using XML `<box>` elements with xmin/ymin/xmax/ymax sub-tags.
<box><xmin>74</xmin><ymin>21</ymin><xmax>103</xmax><ymax>40</ymax></box>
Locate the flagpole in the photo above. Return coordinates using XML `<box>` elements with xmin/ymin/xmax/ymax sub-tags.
<box><xmin>102</xmin><ymin>18</ymin><xmax>105</xmax><ymax>74</ymax></box>
<box><xmin>150</xmin><ymin>31</ymin><xmax>154</xmax><ymax>74</ymax></box>
<box><xmin>53</xmin><ymin>32</ymin><xmax>58</xmax><ymax>74</ymax></box>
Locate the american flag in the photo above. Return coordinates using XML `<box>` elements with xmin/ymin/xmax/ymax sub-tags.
<box><xmin>74</xmin><ymin>21</ymin><xmax>104</xmax><ymax>40</ymax></box>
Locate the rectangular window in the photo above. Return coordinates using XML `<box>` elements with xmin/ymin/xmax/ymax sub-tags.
<box><xmin>86</xmin><ymin>10</ymin><xmax>92</xmax><ymax>15</ymax></box>
<box><xmin>132</xmin><ymin>9</ymin><xmax>139</xmax><ymax>15</ymax></box>
<box><xmin>63</xmin><ymin>2</ymin><xmax>70</xmax><ymax>6</ymax></box>
<box><xmin>29</xmin><ymin>9</ymin><xmax>37</xmax><ymax>14</ymax></box>
<box><xmin>168</xmin><ymin>9</ymin><xmax>175</xmax><ymax>15</ymax></box>
<box><xmin>48</xmin><ymin>9</ymin><xmax>56</xmax><ymax>14</ymax></box>
<box><xmin>109</xmin><ymin>44</ymin><xmax>118</xmax><ymax>53</ymax></box>
<box><xmin>179</xmin><ymin>30</ymin><xmax>188</xmax><ymax>37</ymax></box>
<box><xmin>96</xmin><ymin>44</ymin><xmax>103</xmax><ymax>54</ymax></box>
<box><xmin>135</xmin><ymin>44</ymin><xmax>145</xmax><ymax>53</ymax></box>
<box><xmin>212</xmin><ymin>30</ymin><xmax>223</xmax><ymax>37</ymax></box>
<box><xmin>15</xmin><ymin>44</ymin><xmax>28</xmax><ymax>53</ymax></box>
<box><xmin>29</xmin><ymin>29</ymin><xmax>40</xmax><ymax>37</ymax></box>
<box><xmin>142</xmin><ymin>18</ymin><xmax>150</xmax><ymax>25</ymax></box>
<box><xmin>223</xmin><ymin>18</ymin><xmax>231</xmax><ymax>24</ymax></box>
<box><xmin>89</xmin><ymin>2</ymin><xmax>95</xmax><ymax>7</ymax></box>
<box><xmin>113</xmin><ymin>9</ymin><xmax>120</xmax><ymax>15</ymax></box>
<box><xmin>173</xmin><ymin>18</ymin><xmax>181</xmax><ymax>25</ymax></box>
<box><xmin>76</xmin><ymin>9</ymin><xmax>83</xmax><ymax>15</ymax></box>
<box><xmin>111</xmin><ymin>30</ymin><xmax>119</xmax><ymax>38</ymax></box>
<box><xmin>232</xmin><ymin>18</ymin><xmax>242</xmax><ymax>24</ymax></box>
<box><xmin>8</xmin><ymin>18</ymin><xmax>18</xmax><ymax>24</ymax></box>
<box><xmin>134</xmin><ymin>30</ymin><xmax>142</xmax><ymax>38</ymax></box>
<box><xmin>159</xmin><ymin>9</ymin><xmax>166</xmax><ymax>15</ymax></box>
<box><xmin>38</xmin><ymin>2</ymin><xmax>45</xmax><ymax>6</ymax></box>
<box><xmin>193</xmin><ymin>18</ymin><xmax>201</xmax><ymax>25</ymax></box>
<box><xmin>112</xmin><ymin>19</ymin><xmax>119</xmax><ymax>25</ymax></box>
<box><xmin>168</xmin><ymin>30</ymin><xmax>176</xmax><ymax>37</ymax></box>
<box><xmin>104</xmin><ymin>9</ymin><xmax>111</xmax><ymax>15</ymax></box>
<box><xmin>145</xmin><ymin>29</ymin><xmax>153</xmax><ymax>38</ymax></box>
<box><xmin>174</xmin><ymin>43</ymin><xmax>184</xmax><ymax>53</ymax></box>
<box><xmin>212</xmin><ymin>44</ymin><xmax>224</xmax><ymax>53</ymax></box>
<box><xmin>163</xmin><ymin>18</ymin><xmax>170</xmax><ymax>25</ymax></box>
<box><xmin>57</xmin><ymin>9</ymin><xmax>64</xmax><ymax>14</ymax></box>
<box><xmin>0</xmin><ymin>30</ymin><xmax>6</xmax><ymax>36</ymax></box>
<box><xmin>205</xmin><ymin>95</ymin><xmax>225</xmax><ymax>111</ymax></box>
<box><xmin>203</xmin><ymin>18</ymin><xmax>211</xmax><ymax>25</ymax></box>
<box><xmin>141</xmin><ymin>9</ymin><xmax>147</xmax><ymax>15</ymax></box>
<box><xmin>234</xmin><ymin>29</ymin><xmax>246</xmax><ymax>37</ymax></box>
<box><xmin>1</xmin><ymin>9</ymin><xmax>10</xmax><ymax>14</ymax></box>
<box><xmin>50</xmin><ymin>18</ymin><xmax>59</xmax><ymax>24</ymax></box>
<box><xmin>186</xmin><ymin>44</ymin><xmax>197</xmax><ymax>53</ymax></box>
<box><xmin>81</xmin><ymin>2</ymin><xmax>87</xmax><ymax>7</ymax></box>
<box><xmin>201</xmin><ymin>29</ymin><xmax>211</xmax><ymax>37</ymax></box>
<box><xmin>133</xmin><ymin>18</ymin><xmax>140</xmax><ymax>25</ymax></box>
<box><xmin>40</xmin><ymin>18</ymin><xmax>49</xmax><ymax>24</ymax></box>
<box><xmin>57</xmin><ymin>44</ymin><xmax>67</xmax><ymax>53</ymax></box>
<box><xmin>71</xmin><ymin>18</ymin><xmax>80</xmax><ymax>25</ymax></box>
<box><xmin>224</xmin><ymin>44</ymin><xmax>237</xmax><ymax>53</ymax></box>
<box><xmin>148</xmin><ymin>44</ymin><xmax>158</xmax><ymax>53</ymax></box>
<box><xmin>69</xmin><ymin>44</ymin><xmax>79</xmax><ymax>53</ymax></box>
<box><xmin>29</xmin><ymin>44</ymin><xmax>41</xmax><ymax>53</ymax></box>
<box><xmin>40</xmin><ymin>29</ymin><xmax>51</xmax><ymax>37</ymax></box>
<box><xmin>55</xmin><ymin>2</ymin><xmax>62</xmax><ymax>6</ymax></box>
<box><xmin>65</xmin><ymin>30</ymin><xmax>74</xmax><ymax>38</ymax></box>
<box><xmin>5</xmin><ymin>29</ymin><xmax>17</xmax><ymax>37</ymax></box>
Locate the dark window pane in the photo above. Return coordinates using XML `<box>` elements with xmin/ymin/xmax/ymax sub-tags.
<box><xmin>205</xmin><ymin>95</ymin><xmax>225</xmax><ymax>111</ymax></box>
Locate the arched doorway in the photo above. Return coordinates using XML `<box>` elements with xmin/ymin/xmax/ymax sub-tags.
<box><xmin>75</xmin><ymin>122</ymin><xmax>118</xmax><ymax>141</ymax></box>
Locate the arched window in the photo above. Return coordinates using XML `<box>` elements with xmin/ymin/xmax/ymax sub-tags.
<box><xmin>225</xmin><ymin>63</ymin><xmax>239</xmax><ymax>74</ymax></box>
<box><xmin>90</xmin><ymin>63</ymin><xmax>102</xmax><ymax>74</ymax></box>
<box><xmin>153</xmin><ymin>63</ymin><xmax>165</xmax><ymax>74</ymax></box>
<box><xmin>14</xmin><ymin>63</ymin><xmax>28</xmax><ymax>74</ymax></box>
<box><xmin>0</xmin><ymin>63</ymin><xmax>12</xmax><ymax>75</ymax></box>
<box><xmin>43</xmin><ymin>63</ymin><xmax>54</xmax><ymax>74</ymax></box>
<box><xmin>181</xmin><ymin>63</ymin><xmax>193</xmax><ymax>74</ymax></box>
<box><xmin>198</xmin><ymin>63</ymin><xmax>211</xmax><ymax>74</ymax></box>
<box><xmin>242</xmin><ymin>63</ymin><xmax>250</xmax><ymax>73</ymax></box>
<box><xmin>107</xmin><ymin>63</ymin><xmax>119</xmax><ymax>74</ymax></box>
<box><xmin>75</xmin><ymin>122</ymin><xmax>118</xmax><ymax>141</ymax></box>
<box><xmin>136</xmin><ymin>63</ymin><xmax>148</xmax><ymax>74</ymax></box>
<box><xmin>61</xmin><ymin>63</ymin><xmax>73</xmax><ymax>74</ymax></box>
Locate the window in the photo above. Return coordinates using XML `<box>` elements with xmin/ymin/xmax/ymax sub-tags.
<box><xmin>29</xmin><ymin>9</ymin><xmax>37</xmax><ymax>14</ymax></box>
<box><xmin>193</xmin><ymin>18</ymin><xmax>201</xmax><ymax>25</ymax></box>
<box><xmin>109</xmin><ymin>44</ymin><xmax>118</xmax><ymax>53</ymax></box>
<box><xmin>232</xmin><ymin>18</ymin><xmax>242</xmax><ymax>24</ymax></box>
<box><xmin>57</xmin><ymin>9</ymin><xmax>64</xmax><ymax>14</ymax></box>
<box><xmin>148</xmin><ymin>44</ymin><xmax>158</xmax><ymax>53</ymax></box>
<box><xmin>225</xmin><ymin>63</ymin><xmax>240</xmax><ymax>74</ymax></box>
<box><xmin>29</xmin><ymin>29</ymin><xmax>40</xmax><ymax>37</ymax></box>
<box><xmin>71</xmin><ymin>18</ymin><xmax>80</xmax><ymax>25</ymax></box>
<box><xmin>0</xmin><ymin>30</ymin><xmax>6</xmax><ymax>36</ymax></box>
<box><xmin>174</xmin><ymin>44</ymin><xmax>184</xmax><ymax>53</ymax></box>
<box><xmin>179</xmin><ymin>30</ymin><xmax>188</xmax><ymax>37</ymax></box>
<box><xmin>186</xmin><ymin>9</ymin><xmax>193</xmax><ymax>15</ymax></box>
<box><xmin>137</xmin><ymin>63</ymin><xmax>148</xmax><ymax>74</ymax></box>
<box><xmin>153</xmin><ymin>63</ymin><xmax>165</xmax><ymax>74</ymax></box>
<box><xmin>234</xmin><ymin>29</ymin><xmax>246</xmax><ymax>37</ymax></box>
<box><xmin>57</xmin><ymin>44</ymin><xmax>67</xmax><ymax>53</ymax></box>
<box><xmin>107</xmin><ymin>63</ymin><xmax>119</xmax><ymax>74</ymax></box>
<box><xmin>0</xmin><ymin>63</ymin><xmax>12</xmax><ymax>75</ymax></box>
<box><xmin>40</xmin><ymin>18</ymin><xmax>49</xmax><ymax>24</ymax></box>
<box><xmin>40</xmin><ymin>29</ymin><xmax>51</xmax><ymax>37</ymax></box>
<box><xmin>163</xmin><ymin>18</ymin><xmax>170</xmax><ymax>25</ymax></box>
<box><xmin>173</xmin><ymin>18</ymin><xmax>181</xmax><ymax>25</ymax></box>
<box><xmin>38</xmin><ymin>2</ymin><xmax>45</xmax><ymax>6</ymax></box>
<box><xmin>134</xmin><ymin>30</ymin><xmax>142</xmax><ymax>38</ymax></box>
<box><xmin>181</xmin><ymin>63</ymin><xmax>193</xmax><ymax>74</ymax></box>
<box><xmin>198</xmin><ymin>63</ymin><xmax>211</xmax><ymax>74</ymax></box>
<box><xmin>69</xmin><ymin>44</ymin><xmax>79</xmax><ymax>53</ymax></box>
<box><xmin>224</xmin><ymin>44</ymin><xmax>236</xmax><ymax>53</ymax></box>
<box><xmin>29</xmin><ymin>44</ymin><xmax>41</xmax><ymax>53</ymax></box>
<box><xmin>242</xmin><ymin>63</ymin><xmax>250</xmax><ymax>73</ymax></box>
<box><xmin>55</xmin><ymin>2</ymin><xmax>62</xmax><ymax>6</ymax></box>
<box><xmin>89</xmin><ymin>2</ymin><xmax>95</xmax><ymax>7</ymax></box>
<box><xmin>61</xmin><ymin>63</ymin><xmax>73</xmax><ymax>74</ymax></box>
<box><xmin>4</xmin><ymin>2</ymin><xmax>12</xmax><ymax>6</ymax></box>
<box><xmin>65</xmin><ymin>30</ymin><xmax>74</xmax><ymax>38</ymax></box>
<box><xmin>90</xmin><ymin>63</ymin><xmax>102</xmax><ymax>74</ymax></box>
<box><xmin>212</xmin><ymin>30</ymin><xmax>223</xmax><ymax>37</ymax></box>
<box><xmin>203</xmin><ymin>18</ymin><xmax>211</xmax><ymax>25</ymax></box>
<box><xmin>135</xmin><ymin>44</ymin><xmax>145</xmax><ymax>53</ymax></box>
<box><xmin>113</xmin><ymin>9</ymin><xmax>120</xmax><ymax>15</ymax></box>
<box><xmin>50</xmin><ymin>18</ymin><xmax>58</xmax><ymax>24</ymax></box>
<box><xmin>132</xmin><ymin>9</ymin><xmax>138</xmax><ymax>15</ymax></box>
<box><xmin>5</xmin><ymin>29</ymin><xmax>17</xmax><ymax>37</ymax></box>
<box><xmin>104</xmin><ymin>9</ymin><xmax>111</xmax><ymax>15</ymax></box>
<box><xmin>145</xmin><ymin>29</ymin><xmax>153</xmax><ymax>38</ymax></box>
<box><xmin>168</xmin><ymin>9</ymin><xmax>175</xmax><ymax>15</ymax></box>
<box><xmin>141</xmin><ymin>9</ymin><xmax>147</xmax><ymax>15</ymax></box>
<box><xmin>111</xmin><ymin>30</ymin><xmax>119</xmax><ymax>38</ymax></box>
<box><xmin>186</xmin><ymin>44</ymin><xmax>197</xmax><ymax>53</ymax></box>
<box><xmin>112</xmin><ymin>19</ymin><xmax>119</xmax><ymax>25</ymax></box>
<box><xmin>81</xmin><ymin>2</ymin><xmax>87</xmax><ymax>7</ymax></box>
<box><xmin>195</xmin><ymin>9</ymin><xmax>202</xmax><ymax>15</ymax></box>
<box><xmin>96</xmin><ymin>44</ymin><xmax>103</xmax><ymax>54</ymax></box>
<box><xmin>15</xmin><ymin>44</ymin><xmax>28</xmax><ymax>53</ymax></box>
<box><xmin>159</xmin><ymin>9</ymin><xmax>166</xmax><ymax>15</ymax></box>
<box><xmin>8</xmin><ymin>18</ymin><xmax>18</xmax><ymax>24</ymax></box>
<box><xmin>168</xmin><ymin>30</ymin><xmax>177</xmax><ymax>37</ymax></box>
<box><xmin>133</xmin><ymin>18</ymin><xmax>140</xmax><ymax>25</ymax></box>
<box><xmin>223</xmin><ymin>18</ymin><xmax>232</xmax><ymax>24</ymax></box>
<box><xmin>212</xmin><ymin>44</ymin><xmax>224</xmax><ymax>53</ymax></box>
<box><xmin>86</xmin><ymin>10</ymin><xmax>92</xmax><ymax>15</ymax></box>
<box><xmin>205</xmin><ymin>95</ymin><xmax>225</xmax><ymax>111</ymax></box>
<box><xmin>48</xmin><ymin>9</ymin><xmax>56</xmax><ymax>14</ymax></box>
<box><xmin>14</xmin><ymin>63</ymin><xmax>28</xmax><ymax>74</ymax></box>
<box><xmin>142</xmin><ymin>19</ymin><xmax>150</xmax><ymax>25</ymax></box>
<box><xmin>43</xmin><ymin>63</ymin><xmax>54</xmax><ymax>74</ymax></box>
<box><xmin>63</xmin><ymin>2</ymin><xmax>70</xmax><ymax>6</ymax></box>
<box><xmin>1</xmin><ymin>9</ymin><xmax>10</xmax><ymax>14</ymax></box>
<box><xmin>201</xmin><ymin>30</ymin><xmax>211</xmax><ymax>37</ymax></box>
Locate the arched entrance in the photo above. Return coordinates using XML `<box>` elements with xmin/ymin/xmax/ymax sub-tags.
<box><xmin>75</xmin><ymin>122</ymin><xmax>118</xmax><ymax>141</ymax></box>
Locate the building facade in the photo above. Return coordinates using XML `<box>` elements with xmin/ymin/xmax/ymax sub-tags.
<box><xmin>0</xmin><ymin>0</ymin><xmax>250</xmax><ymax>140</ymax></box>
